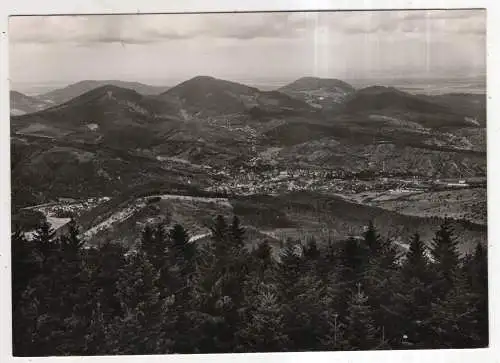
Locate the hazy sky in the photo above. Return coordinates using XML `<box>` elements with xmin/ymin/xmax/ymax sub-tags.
<box><xmin>9</xmin><ymin>10</ymin><xmax>486</xmax><ymax>89</ymax></box>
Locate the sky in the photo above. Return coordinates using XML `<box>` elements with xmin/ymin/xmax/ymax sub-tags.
<box><xmin>8</xmin><ymin>10</ymin><xmax>486</xmax><ymax>92</ymax></box>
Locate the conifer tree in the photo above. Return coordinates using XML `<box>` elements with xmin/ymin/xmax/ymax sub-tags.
<box><xmin>168</xmin><ymin>223</ymin><xmax>195</xmax><ymax>280</ymax></box>
<box><xmin>403</xmin><ymin>233</ymin><xmax>429</xmax><ymax>280</ymax></box>
<box><xmin>110</xmin><ymin>251</ymin><xmax>169</xmax><ymax>354</ymax></box>
<box><xmin>304</xmin><ymin>236</ymin><xmax>321</xmax><ymax>260</ymax></box>
<box><xmin>463</xmin><ymin>242</ymin><xmax>489</xmax><ymax>347</ymax></box>
<box><xmin>430</xmin><ymin>219</ymin><xmax>460</xmax><ymax>297</ymax></box>
<box><xmin>33</xmin><ymin>220</ymin><xmax>57</xmax><ymax>267</ymax></box>
<box><xmin>60</xmin><ymin>218</ymin><xmax>84</xmax><ymax>256</ymax></box>
<box><xmin>252</xmin><ymin>240</ymin><xmax>273</xmax><ymax>280</ymax></box>
<box><xmin>210</xmin><ymin>215</ymin><xmax>230</xmax><ymax>266</ymax></box>
<box><xmin>230</xmin><ymin>215</ymin><xmax>245</xmax><ymax>249</ymax></box>
<box><xmin>343</xmin><ymin>285</ymin><xmax>377</xmax><ymax>350</ymax></box>
<box><xmin>87</xmin><ymin>241</ymin><xmax>127</xmax><ymax>322</ymax></box>
<box><xmin>397</xmin><ymin>233</ymin><xmax>434</xmax><ymax>346</ymax></box>
<box><xmin>364</xmin><ymin>220</ymin><xmax>382</xmax><ymax>255</ymax></box>
<box><xmin>276</xmin><ymin>242</ymin><xmax>303</xmax><ymax>294</ymax></box>
<box><xmin>140</xmin><ymin>225</ymin><xmax>154</xmax><ymax>256</ymax></box>
<box><xmin>428</xmin><ymin>271</ymin><xmax>481</xmax><ymax>348</ymax></box>
<box><xmin>339</xmin><ymin>237</ymin><xmax>368</xmax><ymax>284</ymax></box>
<box><xmin>11</xmin><ymin>225</ymin><xmax>38</xmax><ymax>311</ymax></box>
<box><xmin>237</xmin><ymin>282</ymin><xmax>289</xmax><ymax>352</ymax></box>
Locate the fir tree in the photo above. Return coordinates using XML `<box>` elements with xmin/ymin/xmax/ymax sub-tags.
<box><xmin>430</xmin><ymin>219</ymin><xmax>460</xmax><ymax>297</ymax></box>
<box><xmin>397</xmin><ymin>233</ymin><xmax>434</xmax><ymax>346</ymax></box>
<box><xmin>364</xmin><ymin>220</ymin><xmax>382</xmax><ymax>255</ymax></box>
<box><xmin>87</xmin><ymin>241</ymin><xmax>127</xmax><ymax>322</ymax></box>
<box><xmin>211</xmin><ymin>215</ymin><xmax>230</xmax><ymax>265</ymax></box>
<box><xmin>237</xmin><ymin>282</ymin><xmax>289</xmax><ymax>352</ymax></box>
<box><xmin>110</xmin><ymin>251</ymin><xmax>170</xmax><ymax>354</ymax></box>
<box><xmin>165</xmin><ymin>223</ymin><xmax>195</xmax><ymax>298</ymax></box>
<box><xmin>428</xmin><ymin>271</ymin><xmax>482</xmax><ymax>348</ymax></box>
<box><xmin>403</xmin><ymin>233</ymin><xmax>429</xmax><ymax>280</ymax></box>
<box><xmin>230</xmin><ymin>216</ymin><xmax>245</xmax><ymax>249</ymax></box>
<box><xmin>11</xmin><ymin>225</ymin><xmax>38</xmax><ymax>312</ymax></box>
<box><xmin>463</xmin><ymin>242</ymin><xmax>488</xmax><ymax>347</ymax></box>
<box><xmin>343</xmin><ymin>285</ymin><xmax>377</xmax><ymax>350</ymax></box>
<box><xmin>304</xmin><ymin>236</ymin><xmax>321</xmax><ymax>260</ymax></box>
<box><xmin>33</xmin><ymin>220</ymin><xmax>57</xmax><ymax>267</ymax></box>
<box><xmin>252</xmin><ymin>240</ymin><xmax>273</xmax><ymax>279</ymax></box>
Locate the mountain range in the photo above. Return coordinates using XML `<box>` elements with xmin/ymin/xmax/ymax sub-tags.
<box><xmin>10</xmin><ymin>91</ymin><xmax>52</xmax><ymax>115</ymax></box>
<box><xmin>10</xmin><ymin>75</ymin><xmax>487</xmax><ymax>255</ymax></box>
<box><xmin>10</xmin><ymin>80</ymin><xmax>171</xmax><ymax>115</ymax></box>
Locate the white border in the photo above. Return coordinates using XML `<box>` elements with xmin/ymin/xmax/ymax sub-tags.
<box><xmin>1</xmin><ymin>1</ymin><xmax>498</xmax><ymax>363</ymax></box>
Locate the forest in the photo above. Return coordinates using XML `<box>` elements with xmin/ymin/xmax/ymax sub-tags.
<box><xmin>11</xmin><ymin>216</ymin><xmax>488</xmax><ymax>355</ymax></box>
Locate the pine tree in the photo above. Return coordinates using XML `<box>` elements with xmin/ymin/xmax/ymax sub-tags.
<box><xmin>276</xmin><ymin>242</ymin><xmax>303</xmax><ymax>294</ymax></box>
<box><xmin>55</xmin><ymin>221</ymin><xmax>91</xmax><ymax>354</ymax></box>
<box><xmin>304</xmin><ymin>236</ymin><xmax>321</xmax><ymax>260</ymax></box>
<box><xmin>252</xmin><ymin>240</ymin><xmax>273</xmax><ymax>280</ymax></box>
<box><xmin>140</xmin><ymin>225</ymin><xmax>154</xmax><ymax>256</ymax></box>
<box><xmin>33</xmin><ymin>220</ymin><xmax>57</xmax><ymax>268</ymax></box>
<box><xmin>83</xmin><ymin>302</ymin><xmax>108</xmax><ymax>354</ymax></box>
<box><xmin>168</xmin><ymin>224</ymin><xmax>192</xmax><ymax>268</ymax></box>
<box><xmin>364</xmin><ymin>220</ymin><xmax>383</xmax><ymax>255</ymax></box>
<box><xmin>237</xmin><ymin>282</ymin><xmax>289</xmax><ymax>352</ymax></box>
<box><xmin>12</xmin><ymin>225</ymin><xmax>40</xmax><ymax>356</ymax></box>
<box><xmin>11</xmin><ymin>225</ymin><xmax>38</xmax><ymax>312</ymax></box>
<box><xmin>139</xmin><ymin>223</ymin><xmax>167</xmax><ymax>271</ymax></box>
<box><xmin>275</xmin><ymin>241</ymin><xmax>328</xmax><ymax>350</ymax></box>
<box><xmin>430</xmin><ymin>219</ymin><xmax>460</xmax><ymax>297</ymax></box>
<box><xmin>397</xmin><ymin>233</ymin><xmax>434</xmax><ymax>346</ymax></box>
<box><xmin>463</xmin><ymin>242</ymin><xmax>488</xmax><ymax>347</ymax></box>
<box><xmin>110</xmin><ymin>251</ymin><xmax>170</xmax><ymax>354</ymax></box>
<box><xmin>211</xmin><ymin>215</ymin><xmax>230</xmax><ymax>263</ymax></box>
<box><xmin>87</xmin><ymin>241</ymin><xmax>127</xmax><ymax>323</ymax></box>
<box><xmin>316</xmin><ymin>237</ymin><xmax>338</xmax><ymax>281</ymax></box>
<box><xmin>13</xmin><ymin>221</ymin><xmax>91</xmax><ymax>355</ymax></box>
<box><xmin>165</xmin><ymin>223</ymin><xmax>194</xmax><ymax>295</ymax></box>
<box><xmin>343</xmin><ymin>285</ymin><xmax>377</xmax><ymax>350</ymax></box>
<box><xmin>359</xmin><ymin>222</ymin><xmax>399</xmax><ymax>347</ymax></box>
<box><xmin>339</xmin><ymin>237</ymin><xmax>369</xmax><ymax>290</ymax></box>
<box><xmin>470</xmin><ymin>242</ymin><xmax>488</xmax><ymax>294</ymax></box>
<box><xmin>403</xmin><ymin>233</ymin><xmax>429</xmax><ymax>280</ymax></box>
<box><xmin>428</xmin><ymin>271</ymin><xmax>482</xmax><ymax>348</ymax></box>
<box><xmin>152</xmin><ymin>224</ymin><xmax>168</xmax><ymax>270</ymax></box>
<box><xmin>230</xmin><ymin>216</ymin><xmax>245</xmax><ymax>249</ymax></box>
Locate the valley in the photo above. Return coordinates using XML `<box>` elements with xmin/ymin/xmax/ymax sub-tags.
<box><xmin>10</xmin><ymin>75</ymin><xmax>487</xmax><ymax>256</ymax></box>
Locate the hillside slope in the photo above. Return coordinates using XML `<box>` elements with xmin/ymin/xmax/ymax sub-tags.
<box><xmin>279</xmin><ymin>76</ymin><xmax>355</xmax><ymax>109</ymax></box>
<box><xmin>37</xmin><ymin>80</ymin><xmax>170</xmax><ymax>105</ymax></box>
<box><xmin>10</xmin><ymin>91</ymin><xmax>51</xmax><ymax>115</ymax></box>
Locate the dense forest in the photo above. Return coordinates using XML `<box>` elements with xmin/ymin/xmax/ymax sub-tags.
<box><xmin>12</xmin><ymin>216</ymin><xmax>488</xmax><ymax>355</ymax></box>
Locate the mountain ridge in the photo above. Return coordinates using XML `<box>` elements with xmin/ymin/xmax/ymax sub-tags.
<box><xmin>36</xmin><ymin>79</ymin><xmax>170</xmax><ymax>106</ymax></box>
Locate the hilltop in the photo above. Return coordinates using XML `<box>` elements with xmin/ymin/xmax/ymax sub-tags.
<box><xmin>10</xmin><ymin>90</ymin><xmax>51</xmax><ymax>115</ymax></box>
<box><xmin>162</xmin><ymin>75</ymin><xmax>313</xmax><ymax>119</ymax></box>
<box><xmin>36</xmin><ymin>79</ymin><xmax>170</xmax><ymax>105</ymax></box>
<box><xmin>279</xmin><ymin>76</ymin><xmax>355</xmax><ymax>109</ymax></box>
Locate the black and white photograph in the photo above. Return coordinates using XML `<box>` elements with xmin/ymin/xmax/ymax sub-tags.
<box><xmin>7</xmin><ymin>8</ymin><xmax>489</xmax><ymax>356</ymax></box>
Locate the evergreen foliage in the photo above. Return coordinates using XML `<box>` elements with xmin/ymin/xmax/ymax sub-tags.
<box><xmin>11</xmin><ymin>218</ymin><xmax>488</xmax><ymax>355</ymax></box>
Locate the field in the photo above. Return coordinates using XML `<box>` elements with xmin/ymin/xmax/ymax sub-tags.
<box><xmin>347</xmin><ymin>187</ymin><xmax>486</xmax><ymax>225</ymax></box>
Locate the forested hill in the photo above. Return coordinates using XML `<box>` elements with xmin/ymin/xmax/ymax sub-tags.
<box><xmin>12</xmin><ymin>216</ymin><xmax>488</xmax><ymax>355</ymax></box>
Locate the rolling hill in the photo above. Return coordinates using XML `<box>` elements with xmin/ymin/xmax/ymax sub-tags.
<box><xmin>10</xmin><ymin>91</ymin><xmax>52</xmax><ymax>115</ymax></box>
<box><xmin>421</xmin><ymin>93</ymin><xmax>487</xmax><ymax>126</ymax></box>
<box><xmin>279</xmin><ymin>76</ymin><xmax>355</xmax><ymax>109</ymax></box>
<box><xmin>162</xmin><ymin>75</ymin><xmax>314</xmax><ymax>119</ymax></box>
<box><xmin>338</xmin><ymin>86</ymin><xmax>476</xmax><ymax>129</ymax></box>
<box><xmin>10</xmin><ymin>78</ymin><xmax>487</xmax><ymax>248</ymax></box>
<box><xmin>36</xmin><ymin>80</ymin><xmax>170</xmax><ymax>105</ymax></box>
<box><xmin>25</xmin><ymin>188</ymin><xmax>485</xmax><ymax>256</ymax></box>
<box><xmin>11</xmin><ymin>85</ymin><xmax>184</xmax><ymax>149</ymax></box>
